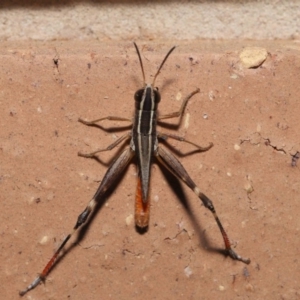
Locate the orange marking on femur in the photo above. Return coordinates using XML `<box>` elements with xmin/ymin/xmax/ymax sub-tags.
<box><xmin>220</xmin><ymin>227</ymin><xmax>231</xmax><ymax>249</ymax></box>
<box><xmin>41</xmin><ymin>251</ymin><xmax>59</xmax><ymax>278</ymax></box>
<box><xmin>135</xmin><ymin>177</ymin><xmax>150</xmax><ymax>228</ymax></box>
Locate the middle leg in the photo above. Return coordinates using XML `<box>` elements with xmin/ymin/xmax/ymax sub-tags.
<box><xmin>78</xmin><ymin>132</ymin><xmax>131</xmax><ymax>158</ymax></box>
<box><xmin>157</xmin><ymin>131</ymin><xmax>213</xmax><ymax>152</ymax></box>
<box><xmin>158</xmin><ymin>88</ymin><xmax>200</xmax><ymax>122</ymax></box>
<box><xmin>78</xmin><ymin>115</ymin><xmax>132</xmax><ymax>125</ymax></box>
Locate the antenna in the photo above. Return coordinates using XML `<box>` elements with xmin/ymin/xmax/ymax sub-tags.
<box><xmin>134</xmin><ymin>42</ymin><xmax>146</xmax><ymax>85</ymax></box>
<box><xmin>152</xmin><ymin>46</ymin><xmax>176</xmax><ymax>86</ymax></box>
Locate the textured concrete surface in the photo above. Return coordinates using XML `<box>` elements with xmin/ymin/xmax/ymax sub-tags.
<box><xmin>0</xmin><ymin>1</ymin><xmax>300</xmax><ymax>41</ymax></box>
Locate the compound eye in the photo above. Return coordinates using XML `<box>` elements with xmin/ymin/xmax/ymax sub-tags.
<box><xmin>154</xmin><ymin>89</ymin><xmax>161</xmax><ymax>103</ymax></box>
<box><xmin>134</xmin><ymin>89</ymin><xmax>144</xmax><ymax>102</ymax></box>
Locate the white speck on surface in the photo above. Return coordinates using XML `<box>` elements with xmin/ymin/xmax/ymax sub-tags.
<box><xmin>227</xmin><ymin>171</ymin><xmax>232</xmax><ymax>177</ymax></box>
<box><xmin>256</xmin><ymin>123</ymin><xmax>261</xmax><ymax>132</ymax></box>
<box><xmin>37</xmin><ymin>106</ymin><xmax>42</xmax><ymax>113</ymax></box>
<box><xmin>184</xmin><ymin>266</ymin><xmax>193</xmax><ymax>277</ymax></box>
<box><xmin>28</xmin><ymin>196</ymin><xmax>36</xmax><ymax>204</ymax></box>
<box><xmin>234</xmin><ymin>144</ymin><xmax>241</xmax><ymax>150</ymax></box>
<box><xmin>203</xmin><ymin>113</ymin><xmax>208</xmax><ymax>119</ymax></box>
<box><xmin>78</xmin><ymin>172</ymin><xmax>85</xmax><ymax>178</ymax></box>
<box><xmin>153</xmin><ymin>195</ymin><xmax>159</xmax><ymax>202</ymax></box>
<box><xmin>219</xmin><ymin>285</ymin><xmax>225</xmax><ymax>291</ymax></box>
<box><xmin>39</xmin><ymin>235</ymin><xmax>50</xmax><ymax>245</ymax></box>
<box><xmin>176</xmin><ymin>220</ymin><xmax>185</xmax><ymax>230</ymax></box>
<box><xmin>184</xmin><ymin>113</ymin><xmax>190</xmax><ymax>129</ymax></box>
<box><xmin>244</xmin><ymin>182</ymin><xmax>254</xmax><ymax>194</ymax></box>
<box><xmin>176</xmin><ymin>92</ymin><xmax>182</xmax><ymax>101</ymax></box>
<box><xmin>125</xmin><ymin>214</ymin><xmax>134</xmax><ymax>225</ymax></box>
<box><xmin>241</xmin><ymin>220</ymin><xmax>248</xmax><ymax>228</ymax></box>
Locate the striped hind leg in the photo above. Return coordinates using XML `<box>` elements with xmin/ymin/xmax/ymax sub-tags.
<box><xmin>156</xmin><ymin>145</ymin><xmax>250</xmax><ymax>264</ymax></box>
<box><xmin>19</xmin><ymin>147</ymin><xmax>134</xmax><ymax>296</ymax></box>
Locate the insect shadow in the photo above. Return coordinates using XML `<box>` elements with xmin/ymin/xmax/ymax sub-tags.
<box><xmin>157</xmin><ymin>159</ymin><xmax>227</xmax><ymax>257</ymax></box>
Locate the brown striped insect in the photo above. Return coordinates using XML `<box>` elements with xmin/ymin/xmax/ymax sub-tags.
<box><xmin>20</xmin><ymin>43</ymin><xmax>250</xmax><ymax>296</ymax></box>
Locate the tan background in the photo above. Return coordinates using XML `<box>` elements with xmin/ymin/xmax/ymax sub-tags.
<box><xmin>0</xmin><ymin>2</ymin><xmax>300</xmax><ymax>300</ymax></box>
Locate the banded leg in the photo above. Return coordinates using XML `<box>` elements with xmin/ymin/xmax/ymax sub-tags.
<box><xmin>19</xmin><ymin>147</ymin><xmax>134</xmax><ymax>296</ymax></box>
<box><xmin>157</xmin><ymin>131</ymin><xmax>213</xmax><ymax>152</ymax></box>
<box><xmin>158</xmin><ymin>88</ymin><xmax>200</xmax><ymax>121</ymax></box>
<box><xmin>78</xmin><ymin>115</ymin><xmax>132</xmax><ymax>125</ymax></box>
<box><xmin>78</xmin><ymin>132</ymin><xmax>131</xmax><ymax>157</ymax></box>
<box><xmin>156</xmin><ymin>146</ymin><xmax>250</xmax><ymax>264</ymax></box>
